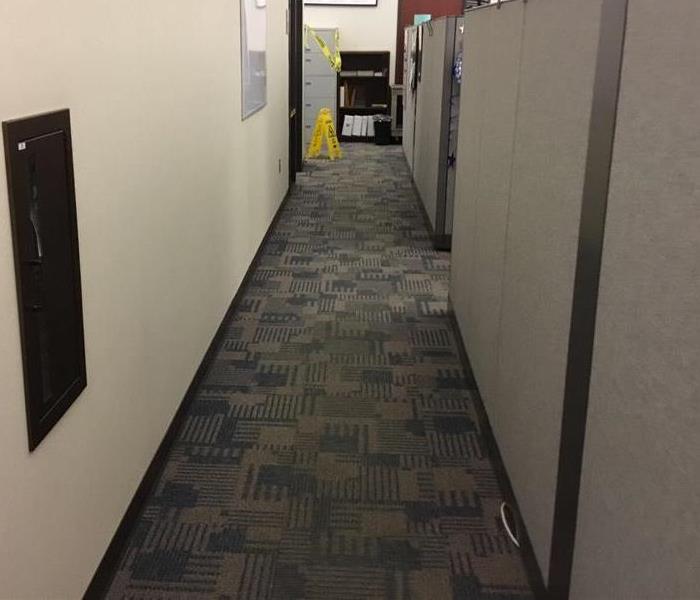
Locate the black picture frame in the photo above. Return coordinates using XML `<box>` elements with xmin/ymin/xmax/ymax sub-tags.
<box><xmin>3</xmin><ymin>109</ymin><xmax>87</xmax><ymax>451</ymax></box>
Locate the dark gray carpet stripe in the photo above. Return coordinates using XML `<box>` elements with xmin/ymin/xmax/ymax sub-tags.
<box><xmin>105</xmin><ymin>145</ymin><xmax>533</xmax><ymax>600</ymax></box>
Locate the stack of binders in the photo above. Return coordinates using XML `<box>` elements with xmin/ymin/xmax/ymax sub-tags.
<box><xmin>341</xmin><ymin>115</ymin><xmax>354</xmax><ymax>137</ymax></box>
<box><xmin>341</xmin><ymin>114</ymin><xmax>377</xmax><ymax>140</ymax></box>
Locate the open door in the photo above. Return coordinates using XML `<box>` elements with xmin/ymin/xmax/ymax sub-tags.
<box><xmin>289</xmin><ymin>0</ymin><xmax>303</xmax><ymax>183</ymax></box>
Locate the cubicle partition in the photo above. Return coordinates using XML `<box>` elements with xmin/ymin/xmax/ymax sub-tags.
<box><xmin>411</xmin><ymin>16</ymin><xmax>463</xmax><ymax>250</ymax></box>
<box><xmin>453</xmin><ymin>0</ymin><xmax>601</xmax><ymax>581</ymax></box>
<box><xmin>402</xmin><ymin>25</ymin><xmax>418</xmax><ymax>172</ymax></box>
<box><xmin>451</xmin><ymin>0</ymin><xmax>699</xmax><ymax>598</ymax></box>
<box><xmin>570</xmin><ymin>2</ymin><xmax>700</xmax><ymax>598</ymax></box>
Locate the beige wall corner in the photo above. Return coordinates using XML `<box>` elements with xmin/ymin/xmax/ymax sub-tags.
<box><xmin>0</xmin><ymin>1</ymin><xmax>289</xmax><ymax>597</ymax></box>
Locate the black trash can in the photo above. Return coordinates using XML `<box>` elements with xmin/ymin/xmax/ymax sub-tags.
<box><xmin>373</xmin><ymin>115</ymin><xmax>392</xmax><ymax>146</ymax></box>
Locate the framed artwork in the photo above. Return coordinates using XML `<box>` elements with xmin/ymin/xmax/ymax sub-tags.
<box><xmin>304</xmin><ymin>0</ymin><xmax>378</xmax><ymax>6</ymax></box>
<box><xmin>240</xmin><ymin>0</ymin><xmax>267</xmax><ymax>119</ymax></box>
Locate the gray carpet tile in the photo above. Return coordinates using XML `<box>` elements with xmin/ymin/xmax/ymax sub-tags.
<box><xmin>105</xmin><ymin>144</ymin><xmax>533</xmax><ymax>599</ymax></box>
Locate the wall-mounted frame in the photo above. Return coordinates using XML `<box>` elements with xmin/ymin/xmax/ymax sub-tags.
<box><xmin>2</xmin><ymin>109</ymin><xmax>86</xmax><ymax>451</ymax></box>
<box><xmin>241</xmin><ymin>0</ymin><xmax>267</xmax><ymax>119</ymax></box>
<box><xmin>304</xmin><ymin>0</ymin><xmax>378</xmax><ymax>6</ymax></box>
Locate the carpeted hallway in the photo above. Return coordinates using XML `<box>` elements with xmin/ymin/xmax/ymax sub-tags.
<box><xmin>105</xmin><ymin>145</ymin><xmax>533</xmax><ymax>599</ymax></box>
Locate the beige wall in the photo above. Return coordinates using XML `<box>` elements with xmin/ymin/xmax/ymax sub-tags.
<box><xmin>305</xmin><ymin>0</ymin><xmax>399</xmax><ymax>82</ymax></box>
<box><xmin>0</xmin><ymin>1</ymin><xmax>289</xmax><ymax>597</ymax></box>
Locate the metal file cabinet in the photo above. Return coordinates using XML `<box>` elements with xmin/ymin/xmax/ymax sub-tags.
<box><xmin>303</xmin><ymin>27</ymin><xmax>339</xmax><ymax>153</ymax></box>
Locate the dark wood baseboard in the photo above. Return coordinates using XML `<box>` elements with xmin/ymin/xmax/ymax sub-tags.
<box><xmin>433</xmin><ymin>233</ymin><xmax>452</xmax><ymax>251</ymax></box>
<box><xmin>405</xmin><ymin>170</ymin><xmax>452</xmax><ymax>253</ymax></box>
<box><xmin>448</xmin><ymin>302</ymin><xmax>548</xmax><ymax>600</ymax></box>
<box><xmin>83</xmin><ymin>187</ymin><xmax>293</xmax><ymax>599</ymax></box>
<box><xmin>407</xmin><ymin>176</ymin><xmax>437</xmax><ymax>244</ymax></box>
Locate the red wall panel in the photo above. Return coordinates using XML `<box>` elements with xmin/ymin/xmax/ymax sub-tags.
<box><xmin>394</xmin><ymin>0</ymin><xmax>464</xmax><ymax>83</ymax></box>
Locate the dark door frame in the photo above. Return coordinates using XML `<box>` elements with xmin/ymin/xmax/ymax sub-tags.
<box><xmin>289</xmin><ymin>0</ymin><xmax>304</xmax><ymax>183</ymax></box>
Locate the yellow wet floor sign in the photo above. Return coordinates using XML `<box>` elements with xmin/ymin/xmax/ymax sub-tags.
<box><xmin>306</xmin><ymin>108</ymin><xmax>342</xmax><ymax>160</ymax></box>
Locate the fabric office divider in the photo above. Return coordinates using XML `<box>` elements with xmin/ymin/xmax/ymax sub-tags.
<box><xmin>452</xmin><ymin>0</ymin><xmax>700</xmax><ymax>598</ymax></box>
<box><xmin>402</xmin><ymin>25</ymin><xmax>418</xmax><ymax>172</ymax></box>
<box><xmin>452</xmin><ymin>0</ymin><xmax>602</xmax><ymax>594</ymax></box>
<box><xmin>413</xmin><ymin>18</ymin><xmax>450</xmax><ymax>236</ymax></box>
<box><xmin>412</xmin><ymin>16</ymin><xmax>461</xmax><ymax>249</ymax></box>
<box><xmin>570</xmin><ymin>1</ymin><xmax>700</xmax><ymax>598</ymax></box>
<box><xmin>442</xmin><ymin>21</ymin><xmax>463</xmax><ymax>239</ymax></box>
<box><xmin>453</xmin><ymin>1</ymin><xmax>523</xmax><ymax>423</ymax></box>
<box><xmin>450</xmin><ymin>13</ymin><xmax>487</xmax><ymax>322</ymax></box>
<box><xmin>452</xmin><ymin>0</ymin><xmax>602</xmax><ymax>583</ymax></box>
<box><xmin>497</xmin><ymin>0</ymin><xmax>602</xmax><ymax>583</ymax></box>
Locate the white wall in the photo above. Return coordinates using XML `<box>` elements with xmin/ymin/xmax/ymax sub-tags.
<box><xmin>305</xmin><ymin>0</ymin><xmax>399</xmax><ymax>82</ymax></box>
<box><xmin>0</xmin><ymin>1</ymin><xmax>288</xmax><ymax>597</ymax></box>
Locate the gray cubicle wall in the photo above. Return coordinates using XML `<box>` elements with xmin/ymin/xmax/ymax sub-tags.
<box><xmin>452</xmin><ymin>0</ymin><xmax>700</xmax><ymax>596</ymax></box>
<box><xmin>451</xmin><ymin>0</ymin><xmax>603</xmax><ymax>583</ymax></box>
<box><xmin>450</xmin><ymin>14</ymin><xmax>486</xmax><ymax>327</ymax></box>
<box><xmin>412</xmin><ymin>16</ymin><xmax>461</xmax><ymax>248</ymax></box>
<box><xmin>452</xmin><ymin>0</ymin><xmax>523</xmax><ymax>425</ymax></box>
<box><xmin>402</xmin><ymin>26</ymin><xmax>418</xmax><ymax>171</ymax></box>
<box><xmin>496</xmin><ymin>0</ymin><xmax>601</xmax><ymax>580</ymax></box>
<box><xmin>570</xmin><ymin>1</ymin><xmax>700</xmax><ymax>598</ymax></box>
<box><xmin>413</xmin><ymin>18</ymin><xmax>449</xmax><ymax>235</ymax></box>
<box><xmin>443</xmin><ymin>22</ymin><xmax>463</xmax><ymax>238</ymax></box>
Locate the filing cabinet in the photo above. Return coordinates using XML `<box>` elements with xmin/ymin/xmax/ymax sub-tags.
<box><xmin>303</xmin><ymin>27</ymin><xmax>339</xmax><ymax>152</ymax></box>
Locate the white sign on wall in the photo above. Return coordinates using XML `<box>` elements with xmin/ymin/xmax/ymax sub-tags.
<box><xmin>240</xmin><ymin>0</ymin><xmax>267</xmax><ymax>120</ymax></box>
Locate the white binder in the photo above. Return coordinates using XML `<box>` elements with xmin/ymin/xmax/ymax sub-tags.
<box><xmin>360</xmin><ymin>115</ymin><xmax>369</xmax><ymax>137</ymax></box>
<box><xmin>341</xmin><ymin>115</ymin><xmax>354</xmax><ymax>137</ymax></box>
<box><xmin>351</xmin><ymin>116</ymin><xmax>363</xmax><ymax>137</ymax></box>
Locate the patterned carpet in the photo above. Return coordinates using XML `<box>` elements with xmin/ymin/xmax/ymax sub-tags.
<box><xmin>105</xmin><ymin>145</ymin><xmax>533</xmax><ymax>599</ymax></box>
